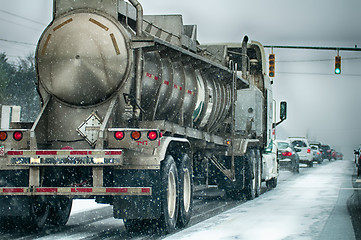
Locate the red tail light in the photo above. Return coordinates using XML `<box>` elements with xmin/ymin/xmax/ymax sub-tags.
<box><xmin>0</xmin><ymin>131</ymin><xmax>7</xmax><ymax>141</ymax></box>
<box><xmin>147</xmin><ymin>131</ymin><xmax>158</xmax><ymax>141</ymax></box>
<box><xmin>114</xmin><ymin>131</ymin><xmax>124</xmax><ymax>140</ymax></box>
<box><xmin>307</xmin><ymin>148</ymin><xmax>311</xmax><ymax>153</ymax></box>
<box><xmin>13</xmin><ymin>131</ymin><xmax>23</xmax><ymax>141</ymax></box>
<box><xmin>131</xmin><ymin>131</ymin><xmax>141</xmax><ymax>140</ymax></box>
<box><xmin>282</xmin><ymin>151</ymin><xmax>292</xmax><ymax>156</ymax></box>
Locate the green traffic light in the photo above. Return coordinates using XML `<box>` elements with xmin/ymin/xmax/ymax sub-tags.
<box><xmin>335</xmin><ymin>68</ymin><xmax>341</xmax><ymax>74</ymax></box>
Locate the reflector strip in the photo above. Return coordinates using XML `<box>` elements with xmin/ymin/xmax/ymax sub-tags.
<box><xmin>71</xmin><ymin>188</ymin><xmax>92</xmax><ymax>193</ymax></box>
<box><xmin>70</xmin><ymin>151</ymin><xmax>92</xmax><ymax>155</ymax></box>
<box><xmin>41</xmin><ymin>34</ymin><xmax>52</xmax><ymax>55</ymax></box>
<box><xmin>105</xmin><ymin>151</ymin><xmax>122</xmax><ymax>155</ymax></box>
<box><xmin>0</xmin><ymin>187</ymin><xmax>152</xmax><ymax>196</ymax></box>
<box><xmin>36</xmin><ymin>188</ymin><xmax>57</xmax><ymax>193</ymax></box>
<box><xmin>142</xmin><ymin>188</ymin><xmax>151</xmax><ymax>193</ymax></box>
<box><xmin>3</xmin><ymin>188</ymin><xmax>24</xmax><ymax>193</ymax></box>
<box><xmin>36</xmin><ymin>150</ymin><xmax>57</xmax><ymax>155</ymax></box>
<box><xmin>110</xmin><ymin>33</ymin><xmax>120</xmax><ymax>55</ymax></box>
<box><xmin>106</xmin><ymin>188</ymin><xmax>128</xmax><ymax>193</ymax></box>
<box><xmin>89</xmin><ymin>18</ymin><xmax>109</xmax><ymax>31</ymax></box>
<box><xmin>8</xmin><ymin>151</ymin><xmax>23</xmax><ymax>155</ymax></box>
<box><xmin>53</xmin><ymin>18</ymin><xmax>73</xmax><ymax>31</ymax></box>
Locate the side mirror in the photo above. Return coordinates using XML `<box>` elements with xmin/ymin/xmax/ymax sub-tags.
<box><xmin>280</xmin><ymin>101</ymin><xmax>287</xmax><ymax>121</ymax></box>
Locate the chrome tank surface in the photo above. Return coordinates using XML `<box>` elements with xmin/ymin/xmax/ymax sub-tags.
<box><xmin>36</xmin><ymin>11</ymin><xmax>132</xmax><ymax>106</ymax></box>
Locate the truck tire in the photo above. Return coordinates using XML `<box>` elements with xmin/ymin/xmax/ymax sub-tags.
<box><xmin>266</xmin><ymin>177</ymin><xmax>278</xmax><ymax>189</ymax></box>
<box><xmin>176</xmin><ymin>154</ymin><xmax>193</xmax><ymax>228</ymax></box>
<box><xmin>24</xmin><ymin>197</ymin><xmax>50</xmax><ymax>230</ymax></box>
<box><xmin>157</xmin><ymin>155</ymin><xmax>179</xmax><ymax>233</ymax></box>
<box><xmin>47</xmin><ymin>197</ymin><xmax>72</xmax><ymax>227</ymax></box>
<box><xmin>244</xmin><ymin>150</ymin><xmax>256</xmax><ymax>200</ymax></box>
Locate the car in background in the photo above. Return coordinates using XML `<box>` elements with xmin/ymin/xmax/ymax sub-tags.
<box><xmin>311</xmin><ymin>145</ymin><xmax>323</xmax><ymax>164</ymax></box>
<box><xmin>288</xmin><ymin>137</ymin><xmax>313</xmax><ymax>167</ymax></box>
<box><xmin>320</xmin><ymin>144</ymin><xmax>332</xmax><ymax>161</ymax></box>
<box><xmin>335</xmin><ymin>152</ymin><xmax>343</xmax><ymax>160</ymax></box>
<box><xmin>276</xmin><ymin>139</ymin><xmax>300</xmax><ymax>173</ymax></box>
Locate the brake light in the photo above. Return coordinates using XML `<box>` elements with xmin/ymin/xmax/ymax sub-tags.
<box><xmin>13</xmin><ymin>131</ymin><xmax>23</xmax><ymax>141</ymax></box>
<box><xmin>147</xmin><ymin>131</ymin><xmax>158</xmax><ymax>141</ymax></box>
<box><xmin>0</xmin><ymin>131</ymin><xmax>7</xmax><ymax>141</ymax></box>
<box><xmin>114</xmin><ymin>131</ymin><xmax>124</xmax><ymax>140</ymax></box>
<box><xmin>307</xmin><ymin>148</ymin><xmax>311</xmax><ymax>153</ymax></box>
<box><xmin>131</xmin><ymin>131</ymin><xmax>141</xmax><ymax>140</ymax></box>
<box><xmin>282</xmin><ymin>151</ymin><xmax>292</xmax><ymax>156</ymax></box>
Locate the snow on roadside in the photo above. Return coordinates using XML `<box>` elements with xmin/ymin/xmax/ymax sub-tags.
<box><xmin>165</xmin><ymin>160</ymin><xmax>353</xmax><ymax>240</ymax></box>
<box><xmin>70</xmin><ymin>199</ymin><xmax>107</xmax><ymax>215</ymax></box>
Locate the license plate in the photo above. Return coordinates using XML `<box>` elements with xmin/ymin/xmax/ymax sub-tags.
<box><xmin>0</xmin><ymin>146</ymin><xmax>4</xmax><ymax>156</ymax></box>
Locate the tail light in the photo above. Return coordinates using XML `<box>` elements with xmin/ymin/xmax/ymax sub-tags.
<box><xmin>282</xmin><ymin>151</ymin><xmax>292</xmax><ymax>156</ymax></box>
<box><xmin>307</xmin><ymin>148</ymin><xmax>311</xmax><ymax>153</ymax></box>
<box><xmin>114</xmin><ymin>131</ymin><xmax>124</xmax><ymax>140</ymax></box>
<box><xmin>131</xmin><ymin>131</ymin><xmax>141</xmax><ymax>140</ymax></box>
<box><xmin>0</xmin><ymin>131</ymin><xmax>7</xmax><ymax>141</ymax></box>
<box><xmin>13</xmin><ymin>131</ymin><xmax>23</xmax><ymax>141</ymax></box>
<box><xmin>147</xmin><ymin>131</ymin><xmax>158</xmax><ymax>141</ymax></box>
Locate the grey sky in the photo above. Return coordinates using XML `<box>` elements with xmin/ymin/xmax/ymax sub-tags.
<box><xmin>1</xmin><ymin>0</ymin><xmax>361</xmax><ymax>157</ymax></box>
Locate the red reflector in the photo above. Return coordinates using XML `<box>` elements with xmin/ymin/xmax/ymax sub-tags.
<box><xmin>36</xmin><ymin>188</ymin><xmax>58</xmax><ymax>193</ymax></box>
<box><xmin>3</xmin><ymin>188</ymin><xmax>24</xmax><ymax>193</ymax></box>
<box><xmin>70</xmin><ymin>151</ymin><xmax>91</xmax><ymax>155</ymax></box>
<box><xmin>0</xmin><ymin>131</ymin><xmax>8</xmax><ymax>141</ymax></box>
<box><xmin>71</xmin><ymin>188</ymin><xmax>92</xmax><ymax>193</ymax></box>
<box><xmin>13</xmin><ymin>131</ymin><xmax>23</xmax><ymax>141</ymax></box>
<box><xmin>36</xmin><ymin>150</ymin><xmax>57</xmax><ymax>155</ymax></box>
<box><xmin>307</xmin><ymin>148</ymin><xmax>311</xmax><ymax>153</ymax></box>
<box><xmin>114</xmin><ymin>131</ymin><xmax>124</xmax><ymax>140</ymax></box>
<box><xmin>147</xmin><ymin>131</ymin><xmax>158</xmax><ymax>141</ymax></box>
<box><xmin>106</xmin><ymin>188</ymin><xmax>127</xmax><ymax>193</ymax></box>
<box><xmin>7</xmin><ymin>151</ymin><xmax>23</xmax><ymax>155</ymax></box>
<box><xmin>142</xmin><ymin>188</ymin><xmax>150</xmax><ymax>193</ymax></box>
<box><xmin>105</xmin><ymin>151</ymin><xmax>122</xmax><ymax>155</ymax></box>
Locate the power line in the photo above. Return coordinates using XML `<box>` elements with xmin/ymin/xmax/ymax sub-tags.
<box><xmin>0</xmin><ymin>17</ymin><xmax>44</xmax><ymax>31</ymax></box>
<box><xmin>264</xmin><ymin>45</ymin><xmax>361</xmax><ymax>52</ymax></box>
<box><xmin>277</xmin><ymin>72</ymin><xmax>361</xmax><ymax>77</ymax></box>
<box><xmin>0</xmin><ymin>38</ymin><xmax>36</xmax><ymax>46</ymax></box>
<box><xmin>0</xmin><ymin>9</ymin><xmax>46</xmax><ymax>27</ymax></box>
<box><xmin>277</xmin><ymin>57</ymin><xmax>361</xmax><ymax>63</ymax></box>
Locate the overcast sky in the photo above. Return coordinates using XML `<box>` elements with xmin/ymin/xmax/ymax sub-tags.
<box><xmin>1</xmin><ymin>0</ymin><xmax>361</xmax><ymax>158</ymax></box>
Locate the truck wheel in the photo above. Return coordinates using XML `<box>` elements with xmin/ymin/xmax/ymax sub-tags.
<box><xmin>176</xmin><ymin>154</ymin><xmax>193</xmax><ymax>228</ymax></box>
<box><xmin>244</xmin><ymin>150</ymin><xmax>256</xmax><ymax>200</ymax></box>
<box><xmin>157</xmin><ymin>155</ymin><xmax>178</xmax><ymax>233</ymax></box>
<box><xmin>24</xmin><ymin>197</ymin><xmax>50</xmax><ymax>230</ymax></box>
<box><xmin>47</xmin><ymin>197</ymin><xmax>72</xmax><ymax>227</ymax></box>
<box><xmin>266</xmin><ymin>177</ymin><xmax>278</xmax><ymax>189</ymax></box>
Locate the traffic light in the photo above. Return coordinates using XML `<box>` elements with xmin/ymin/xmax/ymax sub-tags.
<box><xmin>269</xmin><ymin>54</ymin><xmax>275</xmax><ymax>77</ymax></box>
<box><xmin>335</xmin><ymin>56</ymin><xmax>341</xmax><ymax>74</ymax></box>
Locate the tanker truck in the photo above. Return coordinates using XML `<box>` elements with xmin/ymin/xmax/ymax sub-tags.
<box><xmin>0</xmin><ymin>0</ymin><xmax>286</xmax><ymax>233</ymax></box>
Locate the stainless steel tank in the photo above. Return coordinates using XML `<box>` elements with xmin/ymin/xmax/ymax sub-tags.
<box><xmin>36</xmin><ymin>11</ymin><xmax>133</xmax><ymax>106</ymax></box>
<box><xmin>141</xmin><ymin>51</ymin><xmax>231</xmax><ymax>131</ymax></box>
<box><xmin>36</xmin><ymin>10</ymin><xmax>231</xmax><ymax>132</ymax></box>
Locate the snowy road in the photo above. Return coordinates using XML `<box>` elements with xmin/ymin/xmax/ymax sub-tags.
<box><xmin>165</xmin><ymin>159</ymin><xmax>356</xmax><ymax>240</ymax></box>
<box><xmin>0</xmin><ymin>159</ymin><xmax>356</xmax><ymax>240</ymax></box>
